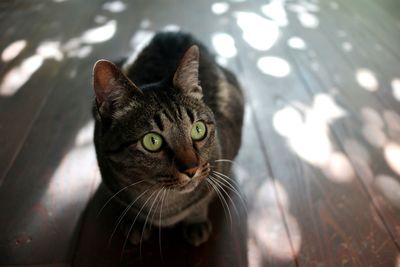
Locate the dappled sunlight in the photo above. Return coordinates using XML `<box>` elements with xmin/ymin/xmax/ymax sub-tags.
<box><xmin>41</xmin><ymin>121</ymin><xmax>100</xmax><ymax>218</ymax></box>
<box><xmin>257</xmin><ymin>56</ymin><xmax>291</xmax><ymax>77</ymax></box>
<box><xmin>374</xmin><ymin>175</ymin><xmax>400</xmax><ymax>209</ymax></box>
<box><xmin>122</xmin><ymin>28</ymin><xmax>155</xmax><ymax>72</ymax></box>
<box><xmin>94</xmin><ymin>15</ymin><xmax>108</xmax><ymax>24</ymax></box>
<box><xmin>342</xmin><ymin>42</ymin><xmax>353</xmax><ymax>52</ymax></box>
<box><xmin>2</xmin><ymin>40</ymin><xmax>27</xmax><ymax>62</ymax></box>
<box><xmin>235</xmin><ymin>12</ymin><xmax>280</xmax><ymax>51</ymax></box>
<box><xmin>384</xmin><ymin>110</ymin><xmax>400</xmax><ymax>141</ymax></box>
<box><xmin>250</xmin><ymin>179</ymin><xmax>301</xmax><ymax>261</ymax></box>
<box><xmin>1</xmin><ymin>17</ymin><xmax>118</xmax><ymax>96</ymax></box>
<box><xmin>356</xmin><ymin>68</ymin><xmax>379</xmax><ymax>91</ymax></box>
<box><xmin>81</xmin><ymin>20</ymin><xmax>117</xmax><ymax>44</ymax></box>
<box><xmin>211</xmin><ymin>2</ymin><xmax>229</xmax><ymax>15</ymax></box>
<box><xmin>261</xmin><ymin>0</ymin><xmax>288</xmax><ymax>27</ymax></box>
<box><xmin>0</xmin><ymin>41</ymin><xmax>63</xmax><ymax>96</ymax></box>
<box><xmin>325</xmin><ymin>152</ymin><xmax>355</xmax><ymax>183</ymax></box>
<box><xmin>361</xmin><ymin>107</ymin><xmax>386</xmax><ymax>148</ymax></box>
<box><xmin>391</xmin><ymin>78</ymin><xmax>400</xmax><ymax>101</ymax></box>
<box><xmin>384</xmin><ymin>142</ymin><xmax>400</xmax><ymax>176</ymax></box>
<box><xmin>287</xmin><ymin>36</ymin><xmax>306</xmax><ymax>50</ymax></box>
<box><xmin>102</xmin><ymin>1</ymin><xmax>126</xmax><ymax>13</ymax></box>
<box><xmin>0</xmin><ymin>55</ymin><xmax>43</xmax><ymax>96</ymax></box>
<box><xmin>212</xmin><ymin>32</ymin><xmax>237</xmax><ymax>58</ymax></box>
<box><xmin>273</xmin><ymin>94</ymin><xmax>354</xmax><ymax>183</ymax></box>
<box><xmin>297</xmin><ymin>12</ymin><xmax>319</xmax><ymax>28</ymax></box>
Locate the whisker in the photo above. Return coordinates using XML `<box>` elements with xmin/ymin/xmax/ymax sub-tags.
<box><xmin>212</xmin><ymin>171</ymin><xmax>248</xmax><ymax>215</ymax></box>
<box><xmin>212</xmin><ymin>170</ymin><xmax>241</xmax><ymax>188</ymax></box>
<box><xmin>109</xmin><ymin>187</ymin><xmax>151</xmax><ymax>246</ymax></box>
<box><xmin>121</xmin><ymin>189</ymin><xmax>159</xmax><ymax>258</ymax></box>
<box><xmin>97</xmin><ymin>180</ymin><xmax>145</xmax><ymax>218</ymax></box>
<box><xmin>207</xmin><ymin>178</ymin><xmax>233</xmax><ymax>230</ymax></box>
<box><xmin>158</xmin><ymin>188</ymin><xmax>168</xmax><ymax>259</ymax></box>
<box><xmin>139</xmin><ymin>188</ymin><xmax>164</xmax><ymax>255</ymax></box>
<box><xmin>209</xmin><ymin>175</ymin><xmax>240</xmax><ymax>219</ymax></box>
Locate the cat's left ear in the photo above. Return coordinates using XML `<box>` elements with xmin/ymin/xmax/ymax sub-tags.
<box><xmin>173</xmin><ymin>45</ymin><xmax>203</xmax><ymax>99</ymax></box>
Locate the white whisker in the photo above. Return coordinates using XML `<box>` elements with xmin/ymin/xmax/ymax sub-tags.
<box><xmin>97</xmin><ymin>180</ymin><xmax>145</xmax><ymax>218</ymax></box>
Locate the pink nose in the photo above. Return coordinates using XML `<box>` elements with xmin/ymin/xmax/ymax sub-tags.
<box><xmin>183</xmin><ymin>166</ymin><xmax>198</xmax><ymax>178</ymax></box>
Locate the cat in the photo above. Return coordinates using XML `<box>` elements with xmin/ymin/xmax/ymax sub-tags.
<box><xmin>92</xmin><ymin>32</ymin><xmax>244</xmax><ymax>246</ymax></box>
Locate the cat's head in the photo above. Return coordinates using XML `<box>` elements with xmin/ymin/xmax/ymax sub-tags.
<box><xmin>92</xmin><ymin>46</ymin><xmax>218</xmax><ymax>194</ymax></box>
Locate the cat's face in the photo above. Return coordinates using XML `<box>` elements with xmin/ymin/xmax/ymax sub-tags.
<box><xmin>93</xmin><ymin>46</ymin><xmax>218</xmax><ymax>193</ymax></box>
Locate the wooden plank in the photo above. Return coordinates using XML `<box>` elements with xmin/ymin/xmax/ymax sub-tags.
<box><xmin>0</xmin><ymin>0</ymin><xmax>108</xmax><ymax>183</ymax></box>
<box><xmin>335</xmin><ymin>0</ymin><xmax>400</xmax><ymax>60</ymax></box>
<box><xmin>229</xmin><ymin>0</ymin><xmax>400</xmax><ymax>265</ymax></box>
<box><xmin>283</xmin><ymin>1</ymin><xmax>400</xmax><ymax>246</ymax></box>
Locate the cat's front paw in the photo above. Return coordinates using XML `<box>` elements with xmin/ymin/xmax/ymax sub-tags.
<box><xmin>121</xmin><ymin>222</ymin><xmax>152</xmax><ymax>245</ymax></box>
<box><xmin>183</xmin><ymin>220</ymin><xmax>212</xmax><ymax>246</ymax></box>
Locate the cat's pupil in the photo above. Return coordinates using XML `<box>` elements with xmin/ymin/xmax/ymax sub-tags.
<box><xmin>196</xmin><ymin>126</ymin><xmax>201</xmax><ymax>133</ymax></box>
<box><xmin>151</xmin><ymin>137</ymin><xmax>156</xmax><ymax>144</ymax></box>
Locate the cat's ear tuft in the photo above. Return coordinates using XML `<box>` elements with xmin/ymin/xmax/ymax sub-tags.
<box><xmin>173</xmin><ymin>45</ymin><xmax>203</xmax><ymax>99</ymax></box>
<box><xmin>93</xmin><ymin>59</ymin><xmax>142</xmax><ymax>114</ymax></box>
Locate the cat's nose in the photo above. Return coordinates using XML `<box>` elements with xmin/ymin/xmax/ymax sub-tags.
<box><xmin>183</xmin><ymin>166</ymin><xmax>198</xmax><ymax>178</ymax></box>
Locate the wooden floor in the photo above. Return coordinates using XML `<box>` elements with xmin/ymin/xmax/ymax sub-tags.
<box><xmin>0</xmin><ymin>0</ymin><xmax>400</xmax><ymax>266</ymax></box>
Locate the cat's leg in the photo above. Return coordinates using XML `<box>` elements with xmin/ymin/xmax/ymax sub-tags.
<box><xmin>120</xmin><ymin>220</ymin><xmax>152</xmax><ymax>245</ymax></box>
<box><xmin>182</xmin><ymin>203</ymin><xmax>212</xmax><ymax>246</ymax></box>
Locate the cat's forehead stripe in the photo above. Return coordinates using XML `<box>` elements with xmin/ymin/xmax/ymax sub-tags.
<box><xmin>153</xmin><ymin>113</ymin><xmax>164</xmax><ymax>131</ymax></box>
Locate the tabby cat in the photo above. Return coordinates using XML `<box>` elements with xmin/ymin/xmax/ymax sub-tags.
<box><xmin>92</xmin><ymin>32</ymin><xmax>244</xmax><ymax>246</ymax></box>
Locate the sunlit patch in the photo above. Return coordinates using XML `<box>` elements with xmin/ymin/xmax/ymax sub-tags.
<box><xmin>122</xmin><ymin>29</ymin><xmax>155</xmax><ymax>72</ymax></box>
<box><xmin>212</xmin><ymin>33</ymin><xmax>237</xmax><ymax>58</ymax></box>
<box><xmin>94</xmin><ymin>15</ymin><xmax>108</xmax><ymax>24</ymax></box>
<box><xmin>250</xmin><ymin>207</ymin><xmax>301</xmax><ymax>260</ymax></box>
<box><xmin>81</xmin><ymin>20</ymin><xmax>117</xmax><ymax>44</ymax></box>
<box><xmin>67</xmin><ymin>45</ymin><xmax>92</xmax><ymax>58</ymax></box>
<box><xmin>287</xmin><ymin>37</ymin><xmax>306</xmax><ymax>50</ymax></box>
<box><xmin>162</xmin><ymin>24</ymin><xmax>180</xmax><ymax>32</ymax></box>
<box><xmin>43</xmin><ymin>121</ymin><xmax>101</xmax><ymax>217</ymax></box>
<box><xmin>247</xmin><ymin>238</ymin><xmax>262</xmax><ymax>267</ymax></box>
<box><xmin>383</xmin><ymin>110</ymin><xmax>400</xmax><ymax>140</ymax></box>
<box><xmin>298</xmin><ymin>12</ymin><xmax>319</xmax><ymax>28</ymax></box>
<box><xmin>2</xmin><ymin>40</ymin><xmax>27</xmax><ymax>62</ymax></box>
<box><xmin>257</xmin><ymin>56</ymin><xmax>290</xmax><ymax>77</ymax></box>
<box><xmin>356</xmin><ymin>68</ymin><xmax>379</xmax><ymax>91</ymax></box>
<box><xmin>273</xmin><ymin>95</ymin><xmax>347</xmax><ymax>169</ymax></box>
<box><xmin>361</xmin><ymin>107</ymin><xmax>384</xmax><ymax>129</ymax></box>
<box><xmin>384</xmin><ymin>142</ymin><xmax>400</xmax><ymax>176</ymax></box>
<box><xmin>37</xmin><ymin>41</ymin><xmax>63</xmax><ymax>61</ymax></box>
<box><xmin>102</xmin><ymin>1</ymin><xmax>126</xmax><ymax>12</ymax></box>
<box><xmin>326</xmin><ymin>152</ymin><xmax>355</xmax><ymax>183</ymax></box>
<box><xmin>374</xmin><ymin>175</ymin><xmax>400</xmax><ymax>208</ymax></box>
<box><xmin>235</xmin><ymin>12</ymin><xmax>279</xmax><ymax>51</ymax></box>
<box><xmin>313</xmin><ymin>93</ymin><xmax>346</xmax><ymax>122</ymax></box>
<box><xmin>53</xmin><ymin>0</ymin><xmax>68</xmax><ymax>2</ymax></box>
<box><xmin>261</xmin><ymin>0</ymin><xmax>288</xmax><ymax>27</ymax></box>
<box><xmin>140</xmin><ymin>19</ymin><xmax>152</xmax><ymax>29</ymax></box>
<box><xmin>211</xmin><ymin>2</ymin><xmax>229</xmax><ymax>15</ymax></box>
<box><xmin>273</xmin><ymin>106</ymin><xmax>303</xmax><ymax>137</ymax></box>
<box><xmin>342</xmin><ymin>42</ymin><xmax>353</xmax><ymax>52</ymax></box>
<box><xmin>391</xmin><ymin>78</ymin><xmax>400</xmax><ymax>101</ymax></box>
<box><xmin>257</xmin><ymin>180</ymin><xmax>289</xmax><ymax>209</ymax></box>
<box><xmin>329</xmin><ymin>1</ymin><xmax>339</xmax><ymax>10</ymax></box>
<box><xmin>303</xmin><ymin>2</ymin><xmax>320</xmax><ymax>12</ymax></box>
<box><xmin>0</xmin><ymin>55</ymin><xmax>43</xmax><ymax>96</ymax></box>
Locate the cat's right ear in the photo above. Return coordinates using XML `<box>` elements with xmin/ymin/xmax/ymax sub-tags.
<box><xmin>93</xmin><ymin>59</ymin><xmax>142</xmax><ymax>116</ymax></box>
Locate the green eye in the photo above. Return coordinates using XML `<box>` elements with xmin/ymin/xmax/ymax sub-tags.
<box><xmin>142</xmin><ymin>133</ymin><xmax>163</xmax><ymax>152</ymax></box>
<box><xmin>191</xmin><ymin>121</ymin><xmax>207</xmax><ymax>141</ymax></box>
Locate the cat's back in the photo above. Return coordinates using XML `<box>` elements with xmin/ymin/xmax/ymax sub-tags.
<box><xmin>125</xmin><ymin>32</ymin><xmax>210</xmax><ymax>86</ymax></box>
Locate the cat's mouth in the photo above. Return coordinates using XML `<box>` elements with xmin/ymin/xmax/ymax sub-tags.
<box><xmin>161</xmin><ymin>163</ymin><xmax>210</xmax><ymax>193</ymax></box>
